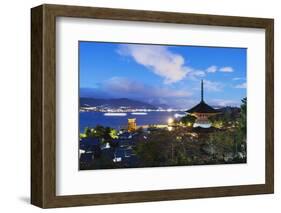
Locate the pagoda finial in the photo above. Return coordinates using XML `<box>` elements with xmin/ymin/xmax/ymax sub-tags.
<box><xmin>201</xmin><ymin>79</ymin><xmax>204</xmax><ymax>101</ymax></box>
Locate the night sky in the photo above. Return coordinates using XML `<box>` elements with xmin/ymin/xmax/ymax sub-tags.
<box><xmin>79</xmin><ymin>41</ymin><xmax>246</xmax><ymax>108</ymax></box>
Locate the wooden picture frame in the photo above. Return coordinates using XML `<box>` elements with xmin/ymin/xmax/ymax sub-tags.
<box><xmin>31</xmin><ymin>4</ymin><xmax>274</xmax><ymax>208</ymax></box>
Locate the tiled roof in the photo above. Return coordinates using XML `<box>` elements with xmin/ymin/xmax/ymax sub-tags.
<box><xmin>186</xmin><ymin>101</ymin><xmax>220</xmax><ymax>114</ymax></box>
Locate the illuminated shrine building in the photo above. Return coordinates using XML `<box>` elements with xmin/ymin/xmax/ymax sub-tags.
<box><xmin>128</xmin><ymin>118</ymin><xmax>137</xmax><ymax>132</ymax></box>
<box><xmin>186</xmin><ymin>80</ymin><xmax>220</xmax><ymax>128</ymax></box>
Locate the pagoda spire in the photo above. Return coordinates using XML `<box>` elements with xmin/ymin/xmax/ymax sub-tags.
<box><xmin>201</xmin><ymin>79</ymin><xmax>204</xmax><ymax>102</ymax></box>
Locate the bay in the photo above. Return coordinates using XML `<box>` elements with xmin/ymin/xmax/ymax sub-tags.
<box><xmin>79</xmin><ymin>111</ymin><xmax>185</xmax><ymax>132</ymax></box>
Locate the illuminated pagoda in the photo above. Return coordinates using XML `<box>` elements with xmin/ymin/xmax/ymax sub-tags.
<box><xmin>186</xmin><ymin>80</ymin><xmax>220</xmax><ymax>128</ymax></box>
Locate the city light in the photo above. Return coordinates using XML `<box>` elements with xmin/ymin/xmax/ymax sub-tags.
<box><xmin>167</xmin><ymin>118</ymin><xmax>173</xmax><ymax>124</ymax></box>
<box><xmin>167</xmin><ymin>126</ymin><xmax>173</xmax><ymax>131</ymax></box>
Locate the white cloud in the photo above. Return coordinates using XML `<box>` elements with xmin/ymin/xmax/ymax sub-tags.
<box><xmin>102</xmin><ymin>77</ymin><xmax>192</xmax><ymax>98</ymax></box>
<box><xmin>171</xmin><ymin>98</ymin><xmax>198</xmax><ymax>109</ymax></box>
<box><xmin>232</xmin><ymin>77</ymin><xmax>243</xmax><ymax>80</ymax></box>
<box><xmin>206</xmin><ymin>65</ymin><xmax>217</xmax><ymax>73</ymax></box>
<box><xmin>210</xmin><ymin>99</ymin><xmax>240</xmax><ymax>107</ymax></box>
<box><xmin>219</xmin><ymin>66</ymin><xmax>234</xmax><ymax>72</ymax></box>
<box><xmin>192</xmin><ymin>70</ymin><xmax>205</xmax><ymax>77</ymax></box>
<box><xmin>117</xmin><ymin>44</ymin><xmax>190</xmax><ymax>84</ymax></box>
<box><xmin>189</xmin><ymin>70</ymin><xmax>206</xmax><ymax>80</ymax></box>
<box><xmin>206</xmin><ymin>66</ymin><xmax>234</xmax><ymax>74</ymax></box>
<box><xmin>204</xmin><ymin>80</ymin><xmax>224</xmax><ymax>92</ymax></box>
<box><xmin>103</xmin><ymin>77</ymin><xmax>145</xmax><ymax>93</ymax></box>
<box><xmin>235</xmin><ymin>82</ymin><xmax>247</xmax><ymax>89</ymax></box>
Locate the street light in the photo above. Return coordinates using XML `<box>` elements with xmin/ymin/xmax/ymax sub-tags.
<box><xmin>167</xmin><ymin>118</ymin><xmax>173</xmax><ymax>124</ymax></box>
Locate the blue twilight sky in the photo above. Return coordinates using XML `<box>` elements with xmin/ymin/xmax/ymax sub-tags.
<box><xmin>79</xmin><ymin>41</ymin><xmax>246</xmax><ymax>108</ymax></box>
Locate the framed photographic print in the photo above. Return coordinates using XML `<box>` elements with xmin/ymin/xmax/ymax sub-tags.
<box><xmin>31</xmin><ymin>4</ymin><xmax>274</xmax><ymax>208</ymax></box>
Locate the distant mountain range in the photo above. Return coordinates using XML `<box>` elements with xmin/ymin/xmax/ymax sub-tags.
<box><xmin>80</xmin><ymin>97</ymin><xmax>240</xmax><ymax>111</ymax></box>
<box><xmin>80</xmin><ymin>98</ymin><xmax>159</xmax><ymax>109</ymax></box>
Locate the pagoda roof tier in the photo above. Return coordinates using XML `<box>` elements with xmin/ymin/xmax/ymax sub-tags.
<box><xmin>186</xmin><ymin>100</ymin><xmax>220</xmax><ymax>114</ymax></box>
